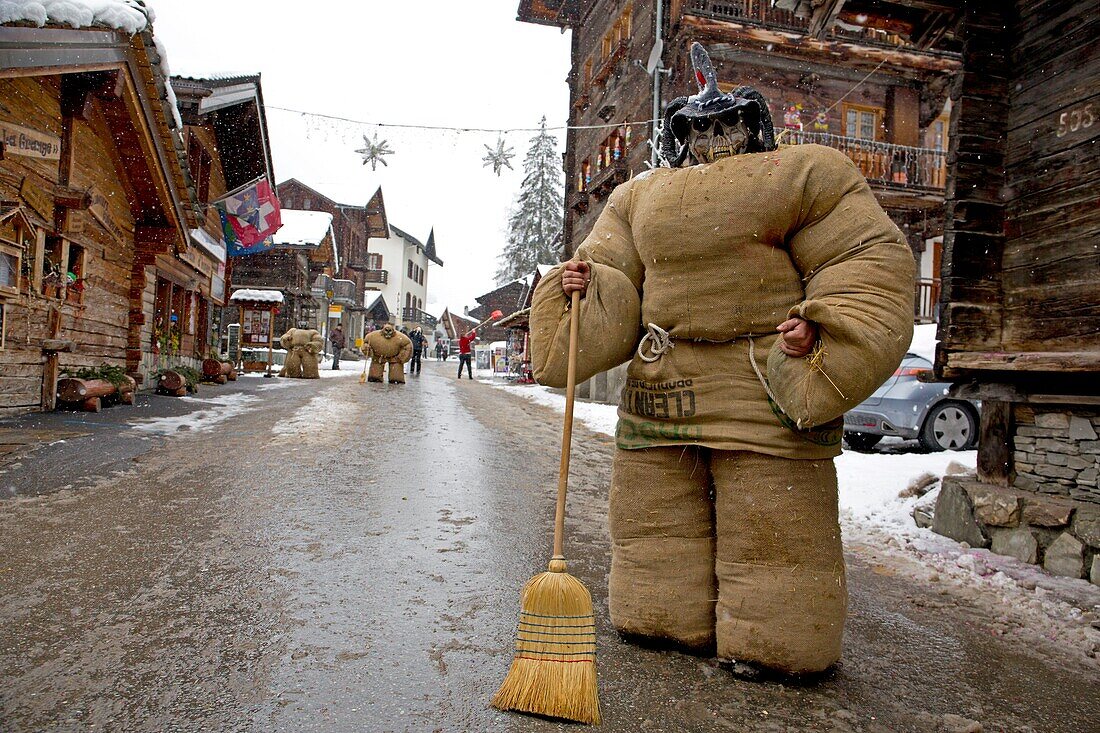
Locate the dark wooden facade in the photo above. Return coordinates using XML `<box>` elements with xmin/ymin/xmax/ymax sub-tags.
<box><xmin>0</xmin><ymin>23</ymin><xmax>196</xmax><ymax>416</ymax></box>
<box><xmin>469</xmin><ymin>280</ymin><xmax>528</xmax><ymax>344</ymax></box>
<box><xmin>930</xmin><ymin>0</ymin><xmax>1100</xmax><ymax>507</ymax></box>
<box><xmin>518</xmin><ymin>0</ymin><xmax>961</xmax><ymax>321</ymax></box>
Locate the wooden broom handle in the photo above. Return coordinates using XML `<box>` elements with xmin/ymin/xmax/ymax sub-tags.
<box><xmin>553</xmin><ymin>289</ymin><xmax>581</xmax><ymax>559</ymax></box>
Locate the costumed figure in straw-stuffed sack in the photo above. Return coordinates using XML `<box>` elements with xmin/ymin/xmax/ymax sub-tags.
<box><xmin>278</xmin><ymin>328</ymin><xmax>324</xmax><ymax>379</ymax></box>
<box><xmin>362</xmin><ymin>323</ymin><xmax>413</xmax><ymax>384</ymax></box>
<box><xmin>529</xmin><ymin>43</ymin><xmax>915</xmax><ymax>676</ymax></box>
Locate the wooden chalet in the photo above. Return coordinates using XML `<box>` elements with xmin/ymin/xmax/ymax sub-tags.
<box><xmin>518</xmin><ymin>0</ymin><xmax>962</xmax><ymax>322</ymax></box>
<box><xmin>0</xmin><ymin>6</ymin><xmax>200</xmax><ymax>415</ymax></box>
<box><xmin>170</xmin><ymin>73</ymin><xmax>276</xmax><ymax>376</ymax></box>
<box><xmin>277</xmin><ymin>179</ymin><xmax>390</xmax><ymax>339</ymax></box>
<box><xmin>896</xmin><ymin>0</ymin><xmax>1098</xmax><ymax>578</ymax></box>
<box><xmin>437</xmin><ymin>308</ymin><xmax>479</xmax><ymax>344</ymax></box>
<box><xmin>230</xmin><ymin>210</ymin><xmax>336</xmax><ymax>338</ymax></box>
<box><xmin>469</xmin><ymin>279</ymin><xmax>528</xmax><ymax>344</ymax></box>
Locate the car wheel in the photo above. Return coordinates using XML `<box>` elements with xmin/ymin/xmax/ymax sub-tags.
<box><xmin>844</xmin><ymin>432</ymin><xmax>882</xmax><ymax>451</ymax></box>
<box><xmin>919</xmin><ymin>402</ymin><xmax>977</xmax><ymax>452</ymax></box>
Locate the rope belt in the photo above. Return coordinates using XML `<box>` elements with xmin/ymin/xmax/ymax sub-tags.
<box><xmin>636</xmin><ymin>323</ymin><xmax>674</xmax><ymax>362</ymax></box>
<box><xmin>634</xmin><ymin>324</ymin><xmax>780</xmax><ymax>405</ymax></box>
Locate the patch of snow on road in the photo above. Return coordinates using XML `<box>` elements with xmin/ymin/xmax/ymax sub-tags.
<box><xmin>130</xmin><ymin>392</ymin><xmax>260</xmax><ymax>434</ymax></box>
<box><xmin>271</xmin><ymin>391</ymin><xmax>346</xmax><ymax>439</ymax></box>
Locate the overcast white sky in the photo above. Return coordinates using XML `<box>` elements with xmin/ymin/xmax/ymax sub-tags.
<box><xmin>146</xmin><ymin>0</ymin><xmax>571</xmax><ymax>314</ymax></box>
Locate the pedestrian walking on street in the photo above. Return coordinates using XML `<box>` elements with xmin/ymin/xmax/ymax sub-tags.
<box><xmin>457</xmin><ymin>329</ymin><xmax>477</xmax><ymax>379</ymax></box>
<box><xmin>329</xmin><ymin>324</ymin><xmax>346</xmax><ymax>370</ymax></box>
<box><xmin>409</xmin><ymin>326</ymin><xmax>426</xmax><ymax>376</ymax></box>
<box><xmin>435</xmin><ymin>340</ymin><xmax>443</xmax><ymax>361</ymax></box>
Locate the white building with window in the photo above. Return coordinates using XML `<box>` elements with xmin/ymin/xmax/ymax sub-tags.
<box><xmin>364</xmin><ymin>225</ymin><xmax>443</xmax><ymax>329</ymax></box>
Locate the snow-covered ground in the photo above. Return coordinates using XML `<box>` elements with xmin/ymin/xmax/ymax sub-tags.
<box><xmin>491</xmin><ymin>381</ymin><xmax>1100</xmax><ymax>651</ymax></box>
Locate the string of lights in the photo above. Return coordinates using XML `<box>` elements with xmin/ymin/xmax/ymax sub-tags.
<box><xmin>266</xmin><ymin>106</ymin><xmax>658</xmax><ymax>133</ymax></box>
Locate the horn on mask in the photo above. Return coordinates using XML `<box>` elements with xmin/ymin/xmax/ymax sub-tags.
<box><xmin>659</xmin><ymin>96</ymin><xmax>690</xmax><ymax>167</ymax></box>
<box><xmin>732</xmin><ymin>86</ymin><xmax>777</xmax><ymax>152</ymax></box>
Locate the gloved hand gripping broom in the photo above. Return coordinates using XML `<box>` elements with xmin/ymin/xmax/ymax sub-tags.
<box><xmin>491</xmin><ymin>290</ymin><xmax>600</xmax><ymax>725</ymax></box>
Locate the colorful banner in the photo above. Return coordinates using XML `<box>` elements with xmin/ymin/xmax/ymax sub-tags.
<box><xmin>215</xmin><ymin>177</ymin><xmax>282</xmax><ymax>254</ymax></box>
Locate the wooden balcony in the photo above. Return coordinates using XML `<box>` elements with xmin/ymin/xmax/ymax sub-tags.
<box><xmin>915</xmin><ymin>277</ymin><xmax>940</xmax><ymax>324</ymax></box>
<box><xmin>588</xmin><ymin>159</ymin><xmax>629</xmax><ymax>200</ymax></box>
<box><xmin>592</xmin><ymin>39</ymin><xmax>629</xmax><ymax>87</ymax></box>
<box><xmin>346</xmin><ymin>255</ymin><xmax>369</xmax><ymax>271</ymax></box>
<box><xmin>332</xmin><ymin>278</ymin><xmax>357</xmax><ymax>305</ymax></box>
<box><xmin>568</xmin><ymin>189</ymin><xmax>590</xmax><ymax>214</ymax></box>
<box><xmin>363</xmin><ymin>269</ymin><xmax>388</xmax><ymax>285</ymax></box>
<box><xmin>401</xmin><ymin>307</ymin><xmax>437</xmax><ymax>328</ymax></box>
<box><xmin>781</xmin><ymin>130</ymin><xmax>947</xmax><ymax>194</ymax></box>
<box><xmin>681</xmin><ymin>0</ymin><xmax>931</xmax><ymax>53</ymax></box>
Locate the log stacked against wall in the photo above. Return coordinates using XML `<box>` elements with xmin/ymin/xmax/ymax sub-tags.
<box><xmin>0</xmin><ymin>75</ymin><xmax>137</xmax><ymax>417</ymax></box>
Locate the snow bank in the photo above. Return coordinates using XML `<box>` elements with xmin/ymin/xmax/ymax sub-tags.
<box><xmin>130</xmin><ymin>392</ymin><xmax>260</xmax><ymax>435</ymax></box>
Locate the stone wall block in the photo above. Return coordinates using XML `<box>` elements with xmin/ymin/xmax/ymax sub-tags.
<box><xmin>1072</xmin><ymin>505</ymin><xmax>1100</xmax><ymax>547</ymax></box>
<box><xmin>1080</xmin><ymin>440</ymin><xmax>1100</xmax><ymax>454</ymax></box>
<box><xmin>990</xmin><ymin>527</ymin><xmax>1039</xmax><ymax>564</ymax></box>
<box><xmin>1013</xmin><ymin>473</ymin><xmax>1037</xmax><ymax>491</ymax></box>
<box><xmin>1035</xmin><ymin>464</ymin><xmax>1078</xmax><ymax>480</ymax></box>
<box><xmin>1043</xmin><ymin>533</ymin><xmax>1085</xmax><ymax>578</ymax></box>
<box><xmin>969</xmin><ymin>489</ymin><xmax>1021</xmax><ymax>527</ymax></box>
<box><xmin>933</xmin><ymin>479</ymin><xmax>990</xmax><ymax>548</ymax></box>
<box><xmin>1077</xmin><ymin>467</ymin><xmax>1098</xmax><ymax>487</ymax></box>
<box><xmin>1017</xmin><ymin>426</ymin><xmax>1063</xmax><ymax>439</ymax></box>
<box><xmin>1021</xmin><ymin>496</ymin><xmax>1075</xmax><ymax>528</ymax></box>
<box><xmin>1066</xmin><ymin>456</ymin><xmax>1092</xmax><ymax>471</ymax></box>
<box><xmin>1069</xmin><ymin>487</ymin><xmax>1100</xmax><ymax>504</ymax></box>
<box><xmin>1069</xmin><ymin>416</ymin><xmax>1098</xmax><ymax>440</ymax></box>
<box><xmin>1035</xmin><ymin>412</ymin><xmax>1070</xmax><ymax>429</ymax></box>
<box><xmin>1047</xmin><ymin>453</ymin><xmax>1069</xmax><ymax>467</ymax></box>
<box><xmin>1036</xmin><ymin>438</ymin><xmax>1079</xmax><ymax>455</ymax></box>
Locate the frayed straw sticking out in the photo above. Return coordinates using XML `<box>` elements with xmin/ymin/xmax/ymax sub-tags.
<box><xmin>491</xmin><ymin>557</ymin><xmax>600</xmax><ymax>724</ymax></box>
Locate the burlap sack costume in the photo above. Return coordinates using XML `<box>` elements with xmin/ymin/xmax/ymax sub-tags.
<box><xmin>530</xmin><ymin>144</ymin><xmax>914</xmax><ymax>673</ymax></box>
<box><xmin>278</xmin><ymin>328</ymin><xmax>324</xmax><ymax>379</ymax></box>
<box><xmin>363</xmin><ymin>324</ymin><xmax>413</xmax><ymax>384</ymax></box>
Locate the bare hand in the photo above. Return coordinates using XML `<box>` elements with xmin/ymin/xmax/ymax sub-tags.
<box><xmin>777</xmin><ymin>317</ymin><xmax>818</xmax><ymax>358</ymax></box>
<box><xmin>561</xmin><ymin>260</ymin><xmax>591</xmax><ymax>297</ymax></box>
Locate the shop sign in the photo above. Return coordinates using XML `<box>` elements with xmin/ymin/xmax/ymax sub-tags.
<box><xmin>19</xmin><ymin>177</ymin><xmax>53</xmax><ymax>221</ymax></box>
<box><xmin>328</xmin><ymin>305</ymin><xmax>343</xmax><ymax>317</ymax></box>
<box><xmin>87</xmin><ymin>188</ymin><xmax>124</xmax><ymax>243</ymax></box>
<box><xmin>0</xmin><ymin>121</ymin><xmax>61</xmax><ymax>160</ymax></box>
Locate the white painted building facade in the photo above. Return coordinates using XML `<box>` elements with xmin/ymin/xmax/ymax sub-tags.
<box><xmin>365</xmin><ymin>225</ymin><xmax>442</xmax><ymax>329</ymax></box>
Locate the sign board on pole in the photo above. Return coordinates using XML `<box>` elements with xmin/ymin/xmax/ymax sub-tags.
<box><xmin>328</xmin><ymin>305</ymin><xmax>343</xmax><ymax>317</ymax></box>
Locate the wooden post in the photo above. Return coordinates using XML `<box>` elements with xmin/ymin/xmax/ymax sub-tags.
<box><xmin>40</xmin><ymin>305</ymin><xmax>63</xmax><ymax>411</ymax></box>
<box><xmin>265</xmin><ymin>306</ymin><xmax>274</xmax><ymax>378</ymax></box>
<box><xmin>977</xmin><ymin>400</ymin><xmax>1013</xmax><ymax>487</ymax></box>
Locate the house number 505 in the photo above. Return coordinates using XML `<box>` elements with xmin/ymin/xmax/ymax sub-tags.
<box><xmin>1056</xmin><ymin>104</ymin><xmax>1095</xmax><ymax>137</ymax></box>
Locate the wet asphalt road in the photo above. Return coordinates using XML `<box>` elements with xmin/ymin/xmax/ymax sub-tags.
<box><xmin>0</xmin><ymin>361</ymin><xmax>1097</xmax><ymax>732</ymax></box>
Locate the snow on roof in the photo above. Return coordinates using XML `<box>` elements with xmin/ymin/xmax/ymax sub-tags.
<box><xmin>229</xmin><ymin>289</ymin><xmax>283</xmax><ymax>304</ymax></box>
<box><xmin>189</xmin><ymin>228</ymin><xmax>226</xmax><ymax>263</ymax></box>
<box><xmin>272</xmin><ymin>210</ymin><xmax>333</xmax><ymax>247</ymax></box>
<box><xmin>363</xmin><ymin>291</ymin><xmax>385</xmax><ymax>311</ymax></box>
<box><xmin>0</xmin><ymin>0</ymin><xmax>152</xmax><ymax>33</ymax></box>
<box><xmin>537</xmin><ymin>264</ymin><xmax>557</xmax><ymax>276</ymax></box>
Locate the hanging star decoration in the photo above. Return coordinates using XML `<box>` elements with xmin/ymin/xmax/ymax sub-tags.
<box><xmin>481</xmin><ymin>135</ymin><xmax>515</xmax><ymax>176</ymax></box>
<box><xmin>356</xmin><ymin>133</ymin><xmax>394</xmax><ymax>171</ymax></box>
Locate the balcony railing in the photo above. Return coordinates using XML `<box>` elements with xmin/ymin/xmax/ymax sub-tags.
<box><xmin>683</xmin><ymin>0</ymin><xmax>925</xmax><ymax>52</ymax></box>
<box><xmin>780</xmin><ymin>130</ymin><xmax>947</xmax><ymax>192</ymax></box>
<box><xmin>332</xmin><ymin>278</ymin><xmax>357</xmax><ymax>305</ymax></box>
<box><xmin>915</xmin><ymin>277</ymin><xmax>940</xmax><ymax>324</ymax></box>
<box><xmin>402</xmin><ymin>307</ymin><xmax>437</xmax><ymax>328</ymax></box>
<box><xmin>364</xmin><ymin>269</ymin><xmax>388</xmax><ymax>285</ymax></box>
<box><xmin>588</xmin><ymin>159</ymin><xmax>629</xmax><ymax>200</ymax></box>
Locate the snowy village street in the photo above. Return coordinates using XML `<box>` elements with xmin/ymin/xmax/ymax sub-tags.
<box><xmin>0</xmin><ymin>363</ymin><xmax>1097</xmax><ymax>733</ymax></box>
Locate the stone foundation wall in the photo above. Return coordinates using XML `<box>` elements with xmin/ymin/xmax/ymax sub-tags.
<box><xmin>1013</xmin><ymin>406</ymin><xmax>1100</xmax><ymax>503</ymax></box>
<box><xmin>934</xmin><ymin>476</ymin><xmax>1100</xmax><ymax>585</ymax></box>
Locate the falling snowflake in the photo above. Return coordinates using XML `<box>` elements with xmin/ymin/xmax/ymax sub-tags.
<box><xmin>481</xmin><ymin>136</ymin><xmax>515</xmax><ymax>176</ymax></box>
<box><xmin>356</xmin><ymin>133</ymin><xmax>394</xmax><ymax>171</ymax></box>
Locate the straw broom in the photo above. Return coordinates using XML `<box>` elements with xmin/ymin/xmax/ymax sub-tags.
<box><xmin>491</xmin><ymin>290</ymin><xmax>600</xmax><ymax>725</ymax></box>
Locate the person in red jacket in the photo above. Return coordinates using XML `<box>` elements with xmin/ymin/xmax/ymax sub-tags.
<box><xmin>457</xmin><ymin>329</ymin><xmax>477</xmax><ymax>379</ymax></box>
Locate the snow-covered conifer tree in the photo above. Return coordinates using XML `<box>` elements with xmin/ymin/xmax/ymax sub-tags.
<box><xmin>495</xmin><ymin>117</ymin><xmax>564</xmax><ymax>283</ymax></box>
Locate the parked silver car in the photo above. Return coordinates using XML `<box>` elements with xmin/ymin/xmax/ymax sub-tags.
<box><xmin>843</xmin><ymin>352</ymin><xmax>980</xmax><ymax>452</ymax></box>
